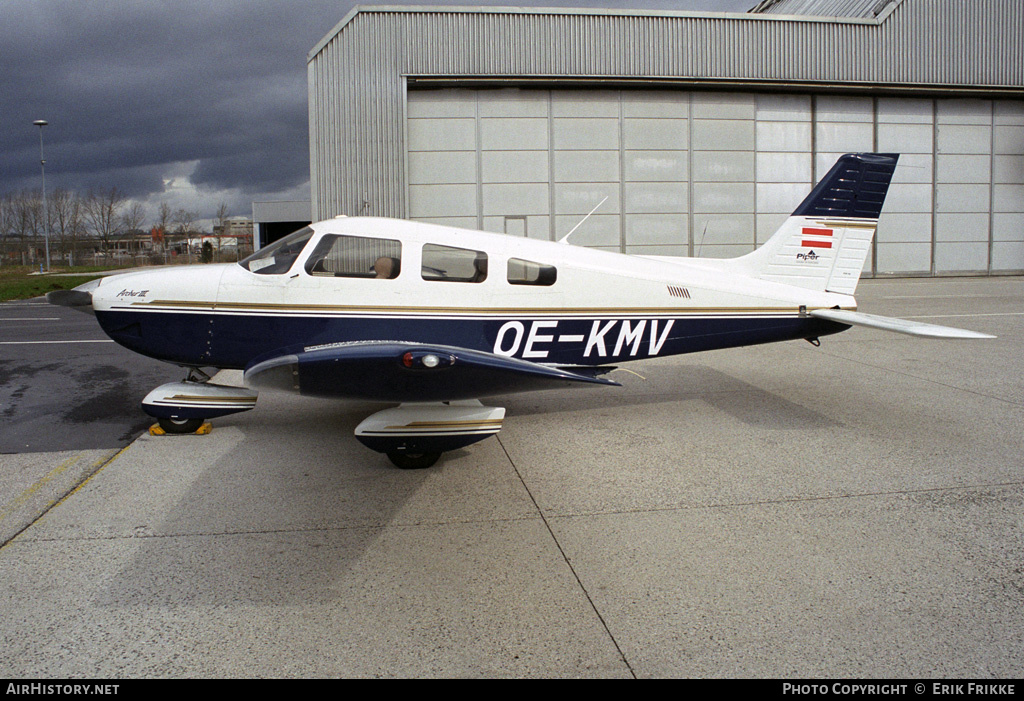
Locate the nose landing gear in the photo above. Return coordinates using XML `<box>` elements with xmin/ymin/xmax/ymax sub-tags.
<box><xmin>142</xmin><ymin>368</ymin><xmax>258</xmax><ymax>433</ymax></box>
<box><xmin>156</xmin><ymin>416</ymin><xmax>207</xmax><ymax>435</ymax></box>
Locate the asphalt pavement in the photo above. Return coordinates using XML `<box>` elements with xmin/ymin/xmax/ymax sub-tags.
<box><xmin>0</xmin><ymin>276</ymin><xmax>1022</xmax><ymax>678</ymax></box>
<box><xmin>0</xmin><ymin>300</ymin><xmax>181</xmax><ymax>453</ymax></box>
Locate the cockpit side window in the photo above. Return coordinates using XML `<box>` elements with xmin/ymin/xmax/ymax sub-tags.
<box><xmin>304</xmin><ymin>234</ymin><xmax>402</xmax><ymax>279</ymax></box>
<box><xmin>421</xmin><ymin>244</ymin><xmax>487</xmax><ymax>283</ymax></box>
<box><xmin>507</xmin><ymin>258</ymin><xmax>557</xmax><ymax>286</ymax></box>
<box><xmin>239</xmin><ymin>227</ymin><xmax>314</xmax><ymax>275</ymax></box>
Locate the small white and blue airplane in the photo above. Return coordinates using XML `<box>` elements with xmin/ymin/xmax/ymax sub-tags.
<box><xmin>49</xmin><ymin>153</ymin><xmax>993</xmax><ymax>468</ymax></box>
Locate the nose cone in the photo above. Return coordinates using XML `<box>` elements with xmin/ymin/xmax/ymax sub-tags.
<box><xmin>46</xmin><ymin>278</ymin><xmax>100</xmax><ymax>314</ymax></box>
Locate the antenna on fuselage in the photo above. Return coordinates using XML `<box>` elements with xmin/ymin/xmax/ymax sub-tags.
<box><xmin>558</xmin><ymin>196</ymin><xmax>608</xmax><ymax>245</ymax></box>
<box><xmin>696</xmin><ymin>220</ymin><xmax>709</xmax><ymax>257</ymax></box>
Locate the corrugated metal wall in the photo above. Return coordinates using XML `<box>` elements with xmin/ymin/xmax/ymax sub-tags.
<box><xmin>307</xmin><ymin>2</ymin><xmax>1024</xmax><ymax>273</ymax></box>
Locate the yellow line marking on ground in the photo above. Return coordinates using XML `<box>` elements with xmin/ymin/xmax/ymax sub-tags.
<box><xmin>52</xmin><ymin>446</ymin><xmax>131</xmax><ymax>509</ymax></box>
<box><xmin>0</xmin><ymin>447</ymin><xmax>129</xmax><ymax>551</ymax></box>
<box><xmin>0</xmin><ymin>454</ymin><xmax>85</xmax><ymax>525</ymax></box>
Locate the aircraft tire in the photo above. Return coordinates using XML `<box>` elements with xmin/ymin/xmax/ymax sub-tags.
<box><xmin>387</xmin><ymin>450</ymin><xmax>441</xmax><ymax>470</ymax></box>
<box><xmin>157</xmin><ymin>417</ymin><xmax>205</xmax><ymax>434</ymax></box>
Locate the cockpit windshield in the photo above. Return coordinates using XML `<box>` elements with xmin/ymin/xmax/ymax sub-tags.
<box><xmin>239</xmin><ymin>227</ymin><xmax>314</xmax><ymax>274</ymax></box>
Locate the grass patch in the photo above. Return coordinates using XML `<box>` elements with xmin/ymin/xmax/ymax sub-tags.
<box><xmin>0</xmin><ymin>266</ymin><xmax>126</xmax><ymax>302</ymax></box>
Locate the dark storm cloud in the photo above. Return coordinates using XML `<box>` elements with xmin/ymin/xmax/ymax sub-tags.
<box><xmin>1</xmin><ymin>0</ymin><xmax>331</xmax><ymax>203</ymax></box>
<box><xmin>1</xmin><ymin>0</ymin><xmax>753</xmax><ymax>218</ymax></box>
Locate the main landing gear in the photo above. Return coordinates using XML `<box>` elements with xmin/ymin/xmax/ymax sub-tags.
<box><xmin>355</xmin><ymin>401</ymin><xmax>506</xmax><ymax>470</ymax></box>
<box><xmin>386</xmin><ymin>450</ymin><xmax>442</xmax><ymax>470</ymax></box>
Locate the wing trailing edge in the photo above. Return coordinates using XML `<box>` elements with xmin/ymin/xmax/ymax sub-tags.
<box><xmin>809</xmin><ymin>309</ymin><xmax>995</xmax><ymax>339</ymax></box>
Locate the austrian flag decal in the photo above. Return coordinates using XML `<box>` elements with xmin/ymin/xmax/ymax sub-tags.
<box><xmin>801</xmin><ymin>227</ymin><xmax>833</xmax><ymax>249</ymax></box>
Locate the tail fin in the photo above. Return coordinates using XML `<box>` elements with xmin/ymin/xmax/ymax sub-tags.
<box><xmin>738</xmin><ymin>153</ymin><xmax>899</xmax><ymax>295</ymax></box>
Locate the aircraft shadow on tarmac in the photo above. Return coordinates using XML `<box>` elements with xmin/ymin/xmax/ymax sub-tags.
<box><xmin>89</xmin><ymin>361</ymin><xmax>841</xmax><ymax>610</ymax></box>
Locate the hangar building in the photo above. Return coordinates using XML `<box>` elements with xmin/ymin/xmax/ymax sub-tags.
<box><xmin>306</xmin><ymin>0</ymin><xmax>1023</xmax><ymax>276</ymax></box>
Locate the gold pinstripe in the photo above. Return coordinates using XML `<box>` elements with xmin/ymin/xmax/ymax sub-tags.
<box><xmin>161</xmin><ymin>395</ymin><xmax>257</xmax><ymax>404</ymax></box>
<box><xmin>126</xmin><ymin>301</ymin><xmax>853</xmax><ymax>316</ymax></box>
<box><xmin>382</xmin><ymin>419</ymin><xmax>504</xmax><ymax>430</ymax></box>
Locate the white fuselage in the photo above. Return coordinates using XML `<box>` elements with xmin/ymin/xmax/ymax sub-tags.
<box><xmin>89</xmin><ymin>217</ymin><xmax>857</xmax><ymax>370</ymax></box>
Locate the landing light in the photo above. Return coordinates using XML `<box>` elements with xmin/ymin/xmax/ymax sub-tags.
<box><xmin>402</xmin><ymin>351</ymin><xmax>452</xmax><ymax>369</ymax></box>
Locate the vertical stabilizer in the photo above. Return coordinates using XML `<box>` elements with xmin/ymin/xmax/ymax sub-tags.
<box><xmin>738</xmin><ymin>153</ymin><xmax>899</xmax><ymax>294</ymax></box>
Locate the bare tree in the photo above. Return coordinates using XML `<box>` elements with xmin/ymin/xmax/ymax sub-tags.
<box><xmin>82</xmin><ymin>187</ymin><xmax>126</xmax><ymax>253</ymax></box>
<box><xmin>215</xmin><ymin>202</ymin><xmax>229</xmax><ymax>230</ymax></box>
<box><xmin>157</xmin><ymin>201</ymin><xmax>172</xmax><ymax>232</ymax></box>
<box><xmin>50</xmin><ymin>188</ymin><xmax>84</xmax><ymax>264</ymax></box>
<box><xmin>120</xmin><ymin>201</ymin><xmax>146</xmax><ymax>255</ymax></box>
<box><xmin>122</xmin><ymin>201</ymin><xmax>145</xmax><ymax>232</ymax></box>
<box><xmin>214</xmin><ymin>202</ymin><xmax>230</xmax><ymax>257</ymax></box>
<box><xmin>12</xmin><ymin>189</ymin><xmax>43</xmax><ymax>263</ymax></box>
<box><xmin>173</xmin><ymin>208</ymin><xmax>196</xmax><ymax>234</ymax></box>
<box><xmin>149</xmin><ymin>201</ymin><xmax>172</xmax><ymax>255</ymax></box>
<box><xmin>173</xmin><ymin>207</ymin><xmax>197</xmax><ymax>260</ymax></box>
<box><xmin>0</xmin><ymin>193</ymin><xmax>15</xmax><ymax>264</ymax></box>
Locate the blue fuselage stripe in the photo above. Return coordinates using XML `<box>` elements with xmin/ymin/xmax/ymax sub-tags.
<box><xmin>95</xmin><ymin>309</ymin><xmax>847</xmax><ymax>369</ymax></box>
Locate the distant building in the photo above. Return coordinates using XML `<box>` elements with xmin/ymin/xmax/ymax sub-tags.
<box><xmin>212</xmin><ymin>216</ymin><xmax>254</xmax><ymax>246</ymax></box>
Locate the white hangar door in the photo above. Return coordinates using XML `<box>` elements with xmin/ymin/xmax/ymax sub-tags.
<box><xmin>406</xmin><ymin>89</ymin><xmax>698</xmax><ymax>257</ymax></box>
<box><xmin>406</xmin><ymin>89</ymin><xmax>1024</xmax><ymax>274</ymax></box>
<box><xmin>406</xmin><ymin>89</ymin><xmax>819</xmax><ymax>260</ymax></box>
<box><xmin>405</xmin><ymin>89</ymin><xmax>818</xmax><ymax>260</ymax></box>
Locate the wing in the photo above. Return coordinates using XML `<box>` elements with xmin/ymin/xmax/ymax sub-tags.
<box><xmin>243</xmin><ymin>341</ymin><xmax>619</xmax><ymax>402</ymax></box>
<box><xmin>810</xmin><ymin>309</ymin><xmax>995</xmax><ymax>339</ymax></box>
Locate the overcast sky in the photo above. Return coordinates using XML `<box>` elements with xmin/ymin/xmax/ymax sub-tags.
<box><xmin>2</xmin><ymin>0</ymin><xmax>755</xmax><ymax>225</ymax></box>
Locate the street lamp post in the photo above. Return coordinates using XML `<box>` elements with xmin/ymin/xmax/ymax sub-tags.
<box><xmin>33</xmin><ymin>119</ymin><xmax>51</xmax><ymax>272</ymax></box>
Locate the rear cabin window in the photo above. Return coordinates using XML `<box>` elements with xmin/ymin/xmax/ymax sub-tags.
<box><xmin>304</xmin><ymin>234</ymin><xmax>402</xmax><ymax>279</ymax></box>
<box><xmin>507</xmin><ymin>258</ymin><xmax>557</xmax><ymax>286</ymax></box>
<box><xmin>421</xmin><ymin>244</ymin><xmax>487</xmax><ymax>283</ymax></box>
<box><xmin>240</xmin><ymin>227</ymin><xmax>313</xmax><ymax>274</ymax></box>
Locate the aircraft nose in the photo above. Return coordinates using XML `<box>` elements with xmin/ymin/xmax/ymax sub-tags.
<box><xmin>46</xmin><ymin>278</ymin><xmax>100</xmax><ymax>315</ymax></box>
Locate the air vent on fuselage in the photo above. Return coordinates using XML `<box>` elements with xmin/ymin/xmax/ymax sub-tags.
<box><xmin>667</xmin><ymin>285</ymin><xmax>691</xmax><ymax>299</ymax></box>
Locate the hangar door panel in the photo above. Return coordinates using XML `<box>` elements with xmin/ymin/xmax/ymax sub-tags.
<box><xmin>406</xmin><ymin>89</ymin><xmax>692</xmax><ymax>256</ymax></box>
<box><xmin>406</xmin><ymin>90</ymin><xmax>478</xmax><ymax>226</ymax></box>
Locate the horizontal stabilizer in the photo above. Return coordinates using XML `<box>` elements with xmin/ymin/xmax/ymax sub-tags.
<box><xmin>809</xmin><ymin>309</ymin><xmax>995</xmax><ymax>339</ymax></box>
